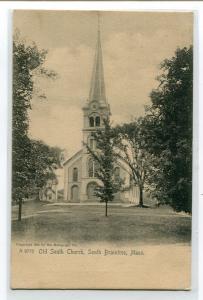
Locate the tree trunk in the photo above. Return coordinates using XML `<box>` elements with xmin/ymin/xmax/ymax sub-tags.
<box><xmin>105</xmin><ymin>200</ymin><xmax>108</xmax><ymax>217</ymax></box>
<box><xmin>38</xmin><ymin>189</ymin><xmax>41</xmax><ymax>201</ymax></box>
<box><xmin>139</xmin><ymin>186</ymin><xmax>144</xmax><ymax>207</ymax></box>
<box><xmin>34</xmin><ymin>189</ymin><xmax>40</xmax><ymax>201</ymax></box>
<box><xmin>18</xmin><ymin>199</ymin><xmax>22</xmax><ymax>221</ymax></box>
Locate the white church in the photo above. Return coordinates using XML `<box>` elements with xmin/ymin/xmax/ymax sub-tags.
<box><xmin>63</xmin><ymin>20</ymin><xmax>139</xmax><ymax>204</ymax></box>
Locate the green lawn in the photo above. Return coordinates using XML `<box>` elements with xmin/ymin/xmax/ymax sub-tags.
<box><xmin>12</xmin><ymin>202</ymin><xmax>191</xmax><ymax>245</ymax></box>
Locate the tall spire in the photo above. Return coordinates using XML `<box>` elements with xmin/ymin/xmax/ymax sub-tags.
<box><xmin>89</xmin><ymin>12</ymin><xmax>107</xmax><ymax>104</ymax></box>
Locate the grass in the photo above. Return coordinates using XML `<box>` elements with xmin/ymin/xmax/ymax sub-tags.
<box><xmin>12</xmin><ymin>202</ymin><xmax>191</xmax><ymax>245</ymax></box>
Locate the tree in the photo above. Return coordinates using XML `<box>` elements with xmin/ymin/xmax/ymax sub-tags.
<box><xmin>143</xmin><ymin>46</ymin><xmax>193</xmax><ymax>213</ymax></box>
<box><xmin>85</xmin><ymin>117</ymin><xmax>122</xmax><ymax>216</ymax></box>
<box><xmin>28</xmin><ymin>140</ymin><xmax>62</xmax><ymax>200</ymax></box>
<box><xmin>12</xmin><ymin>32</ymin><xmax>57</xmax><ymax>220</ymax></box>
<box><xmin>114</xmin><ymin>118</ymin><xmax>153</xmax><ymax>207</ymax></box>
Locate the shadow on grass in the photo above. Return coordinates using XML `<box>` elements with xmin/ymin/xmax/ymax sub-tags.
<box><xmin>12</xmin><ymin>206</ymin><xmax>191</xmax><ymax>246</ymax></box>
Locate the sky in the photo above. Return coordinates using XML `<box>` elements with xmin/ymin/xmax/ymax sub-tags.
<box><xmin>14</xmin><ymin>10</ymin><xmax>193</xmax><ymax>158</ymax></box>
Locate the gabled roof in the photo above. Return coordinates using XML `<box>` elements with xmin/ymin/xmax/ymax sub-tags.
<box><xmin>63</xmin><ymin>149</ymin><xmax>82</xmax><ymax>166</ymax></box>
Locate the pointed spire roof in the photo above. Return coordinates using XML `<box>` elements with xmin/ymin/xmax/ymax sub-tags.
<box><xmin>89</xmin><ymin>13</ymin><xmax>107</xmax><ymax>104</ymax></box>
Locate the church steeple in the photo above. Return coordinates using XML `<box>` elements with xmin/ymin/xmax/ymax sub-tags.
<box><xmin>88</xmin><ymin>13</ymin><xmax>107</xmax><ymax>104</ymax></box>
<box><xmin>82</xmin><ymin>13</ymin><xmax>110</xmax><ymax>137</ymax></box>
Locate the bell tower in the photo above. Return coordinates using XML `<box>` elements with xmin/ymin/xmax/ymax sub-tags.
<box><xmin>82</xmin><ymin>13</ymin><xmax>110</xmax><ymax>147</ymax></box>
<box><xmin>80</xmin><ymin>13</ymin><xmax>110</xmax><ymax>201</ymax></box>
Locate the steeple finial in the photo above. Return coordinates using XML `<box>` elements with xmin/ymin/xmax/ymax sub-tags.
<box><xmin>98</xmin><ymin>11</ymin><xmax>101</xmax><ymax>33</ymax></box>
<box><xmin>88</xmin><ymin>12</ymin><xmax>107</xmax><ymax>104</ymax></box>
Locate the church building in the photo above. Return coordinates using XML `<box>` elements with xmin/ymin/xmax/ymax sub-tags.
<box><xmin>63</xmin><ymin>19</ymin><xmax>139</xmax><ymax>204</ymax></box>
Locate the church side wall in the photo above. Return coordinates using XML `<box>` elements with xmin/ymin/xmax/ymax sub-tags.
<box><xmin>114</xmin><ymin>162</ymin><xmax>139</xmax><ymax>204</ymax></box>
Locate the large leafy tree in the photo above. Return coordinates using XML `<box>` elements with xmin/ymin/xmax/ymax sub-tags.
<box><xmin>114</xmin><ymin>118</ymin><xmax>154</xmax><ymax>207</ymax></box>
<box><xmin>12</xmin><ymin>32</ymin><xmax>58</xmax><ymax>220</ymax></box>
<box><xmin>28</xmin><ymin>140</ymin><xmax>62</xmax><ymax>198</ymax></box>
<box><xmin>143</xmin><ymin>46</ymin><xmax>193</xmax><ymax>213</ymax></box>
<box><xmin>86</xmin><ymin>117</ymin><xmax>122</xmax><ymax>216</ymax></box>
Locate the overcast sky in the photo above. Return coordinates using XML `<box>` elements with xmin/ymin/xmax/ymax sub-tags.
<box><xmin>14</xmin><ymin>10</ymin><xmax>193</xmax><ymax>157</ymax></box>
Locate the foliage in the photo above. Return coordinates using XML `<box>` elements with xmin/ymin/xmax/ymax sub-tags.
<box><xmin>12</xmin><ymin>32</ymin><xmax>59</xmax><ymax>209</ymax></box>
<box><xmin>29</xmin><ymin>140</ymin><xmax>61</xmax><ymax>193</ymax></box>
<box><xmin>143</xmin><ymin>46</ymin><xmax>193</xmax><ymax>213</ymax></box>
<box><xmin>114</xmin><ymin>118</ymin><xmax>154</xmax><ymax>207</ymax></box>
<box><xmin>85</xmin><ymin>117</ymin><xmax>122</xmax><ymax>216</ymax></box>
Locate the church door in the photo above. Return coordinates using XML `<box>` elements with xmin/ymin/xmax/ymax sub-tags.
<box><xmin>87</xmin><ymin>182</ymin><xmax>98</xmax><ymax>202</ymax></box>
<box><xmin>71</xmin><ymin>185</ymin><xmax>79</xmax><ymax>202</ymax></box>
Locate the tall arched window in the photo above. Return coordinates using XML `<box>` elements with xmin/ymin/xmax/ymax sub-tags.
<box><xmin>88</xmin><ymin>158</ymin><xmax>99</xmax><ymax>178</ymax></box>
<box><xmin>89</xmin><ymin>138</ymin><xmax>97</xmax><ymax>150</ymax></box>
<box><xmin>95</xmin><ymin>116</ymin><xmax>100</xmax><ymax>127</ymax></box>
<box><xmin>89</xmin><ymin>115</ymin><xmax>100</xmax><ymax>127</ymax></box>
<box><xmin>73</xmin><ymin>167</ymin><xmax>78</xmax><ymax>182</ymax></box>
<box><xmin>89</xmin><ymin>117</ymin><xmax>94</xmax><ymax>127</ymax></box>
<box><xmin>89</xmin><ymin>138</ymin><xmax>94</xmax><ymax>150</ymax></box>
<box><xmin>94</xmin><ymin>160</ymin><xmax>100</xmax><ymax>178</ymax></box>
<box><xmin>88</xmin><ymin>158</ymin><xmax>94</xmax><ymax>178</ymax></box>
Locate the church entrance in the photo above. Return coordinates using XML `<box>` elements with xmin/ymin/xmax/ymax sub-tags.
<box><xmin>71</xmin><ymin>185</ymin><xmax>79</xmax><ymax>202</ymax></box>
<box><xmin>87</xmin><ymin>182</ymin><xmax>99</xmax><ymax>202</ymax></box>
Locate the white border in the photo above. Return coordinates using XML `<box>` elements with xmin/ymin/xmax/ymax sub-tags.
<box><xmin>0</xmin><ymin>2</ymin><xmax>201</xmax><ymax>300</ymax></box>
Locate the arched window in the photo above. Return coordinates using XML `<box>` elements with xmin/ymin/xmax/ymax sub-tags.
<box><xmin>89</xmin><ymin>115</ymin><xmax>100</xmax><ymax>127</ymax></box>
<box><xmin>94</xmin><ymin>160</ymin><xmax>100</xmax><ymax>178</ymax></box>
<box><xmin>114</xmin><ymin>167</ymin><xmax>120</xmax><ymax>182</ymax></box>
<box><xmin>89</xmin><ymin>137</ymin><xmax>97</xmax><ymax>150</ymax></box>
<box><xmin>88</xmin><ymin>158</ymin><xmax>100</xmax><ymax>178</ymax></box>
<box><xmin>95</xmin><ymin>116</ymin><xmax>100</xmax><ymax>127</ymax></box>
<box><xmin>73</xmin><ymin>168</ymin><xmax>78</xmax><ymax>182</ymax></box>
<box><xmin>89</xmin><ymin>117</ymin><xmax>94</xmax><ymax>127</ymax></box>
<box><xmin>88</xmin><ymin>158</ymin><xmax>94</xmax><ymax>177</ymax></box>
<box><xmin>89</xmin><ymin>138</ymin><xmax>94</xmax><ymax>150</ymax></box>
